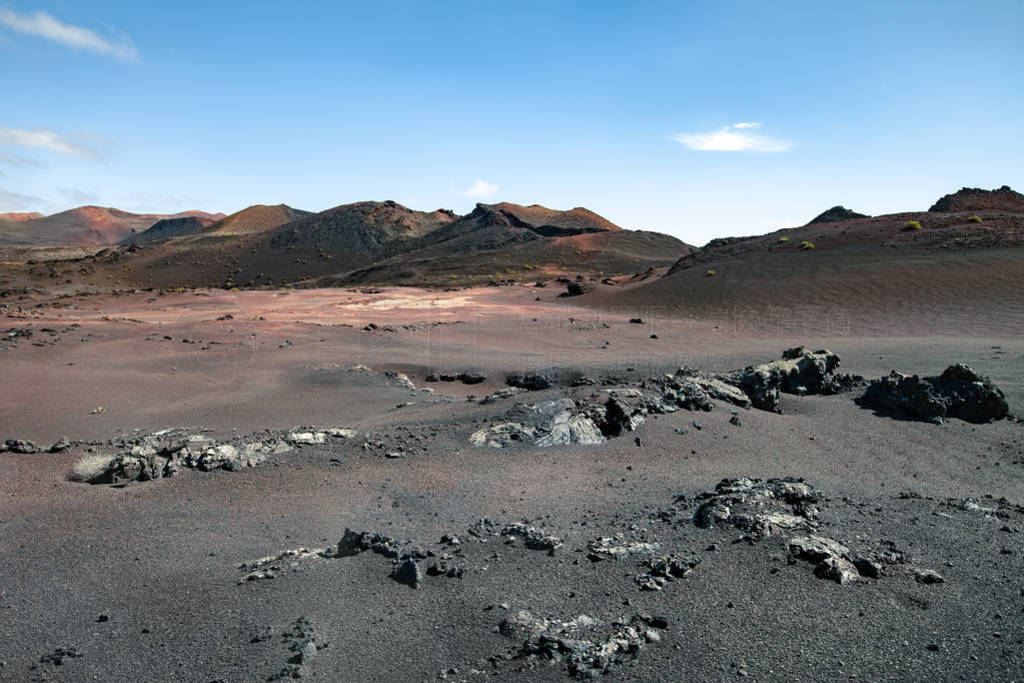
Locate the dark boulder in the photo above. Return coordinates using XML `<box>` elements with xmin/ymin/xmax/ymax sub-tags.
<box><xmin>600</xmin><ymin>396</ymin><xmax>647</xmax><ymax>436</ymax></box>
<box><xmin>559</xmin><ymin>281</ymin><xmax>591</xmax><ymax>297</ymax></box>
<box><xmin>738</xmin><ymin>347</ymin><xmax>862</xmax><ymax>412</ymax></box>
<box><xmin>2</xmin><ymin>439</ymin><xmax>41</xmax><ymax>454</ymax></box>
<box><xmin>48</xmin><ymin>437</ymin><xmax>72</xmax><ymax>453</ymax></box>
<box><xmin>391</xmin><ymin>558</ymin><xmax>423</xmax><ymax>588</ymax></box>
<box><xmin>425</xmin><ymin>371</ymin><xmax>457</xmax><ymax>382</ymax></box>
<box><xmin>860</xmin><ymin>363</ymin><xmax>1009</xmax><ymax>424</ymax></box>
<box><xmin>505</xmin><ymin>372</ymin><xmax>556</xmax><ymax>391</ymax></box>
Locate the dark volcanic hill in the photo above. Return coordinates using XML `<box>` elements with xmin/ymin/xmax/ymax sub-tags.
<box><xmin>316</xmin><ymin>201</ymin><xmax>683</xmax><ymax>286</ymax></box>
<box><xmin>264</xmin><ymin>200</ymin><xmax>456</xmax><ymax>252</ymax></box>
<box><xmin>593</xmin><ymin>186</ymin><xmax>1024</xmax><ymax>333</ymax></box>
<box><xmin>928</xmin><ymin>185</ymin><xmax>1024</xmax><ymax>213</ymax></box>
<box><xmin>0</xmin><ymin>206</ymin><xmax>224</xmax><ymax>247</ymax></box>
<box><xmin>244</xmin><ymin>200</ymin><xmax>662</xmax><ymax>287</ymax></box>
<box><xmin>121</xmin><ymin>215</ymin><xmax>217</xmax><ymax>244</ymax></box>
<box><xmin>485</xmin><ymin>202</ymin><xmax>624</xmax><ymax>236</ymax></box>
<box><xmin>808</xmin><ymin>206</ymin><xmax>869</xmax><ymax>224</ymax></box>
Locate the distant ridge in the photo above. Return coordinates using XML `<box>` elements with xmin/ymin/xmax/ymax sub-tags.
<box><xmin>486</xmin><ymin>202</ymin><xmax>623</xmax><ymax>236</ymax></box>
<box><xmin>928</xmin><ymin>185</ymin><xmax>1024</xmax><ymax>213</ymax></box>
<box><xmin>0</xmin><ymin>212</ymin><xmax>43</xmax><ymax>222</ymax></box>
<box><xmin>0</xmin><ymin>206</ymin><xmax>224</xmax><ymax>246</ymax></box>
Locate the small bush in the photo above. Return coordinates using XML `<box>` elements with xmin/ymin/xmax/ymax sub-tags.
<box><xmin>903</xmin><ymin>220</ymin><xmax>922</xmax><ymax>231</ymax></box>
<box><xmin>705</xmin><ymin>269</ymin><xmax>717</xmax><ymax>277</ymax></box>
<box><xmin>68</xmin><ymin>454</ymin><xmax>115</xmax><ymax>483</ymax></box>
<box><xmin>968</xmin><ymin>215</ymin><xmax>983</xmax><ymax>223</ymax></box>
<box><xmin>800</xmin><ymin>241</ymin><xmax>815</xmax><ymax>250</ymax></box>
<box><xmin>777</xmin><ymin>236</ymin><xmax>789</xmax><ymax>243</ymax></box>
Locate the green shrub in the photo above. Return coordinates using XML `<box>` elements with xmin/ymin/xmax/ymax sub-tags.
<box><xmin>777</xmin><ymin>236</ymin><xmax>789</xmax><ymax>243</ymax></box>
<box><xmin>903</xmin><ymin>220</ymin><xmax>922</xmax><ymax>231</ymax></box>
<box><xmin>968</xmin><ymin>215</ymin><xmax>983</xmax><ymax>223</ymax></box>
<box><xmin>800</xmin><ymin>241</ymin><xmax>815</xmax><ymax>250</ymax></box>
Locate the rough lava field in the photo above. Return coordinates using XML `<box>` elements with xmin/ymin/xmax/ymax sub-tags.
<box><xmin>1</xmin><ymin>188</ymin><xmax>1023</xmax><ymax>681</ymax></box>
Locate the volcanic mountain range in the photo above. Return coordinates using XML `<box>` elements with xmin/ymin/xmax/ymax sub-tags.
<box><xmin>3</xmin><ymin>199</ymin><xmax>687</xmax><ymax>289</ymax></box>
<box><xmin>2</xmin><ymin>185</ymin><xmax>1023</xmax><ymax>292</ymax></box>
<box><xmin>0</xmin><ymin>206</ymin><xmax>226</xmax><ymax>247</ymax></box>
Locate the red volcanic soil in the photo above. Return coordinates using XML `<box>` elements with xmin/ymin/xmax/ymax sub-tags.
<box><xmin>0</xmin><ymin>285</ymin><xmax>1021</xmax><ymax>680</ymax></box>
<box><xmin>0</xmin><ymin>282</ymin><xmax>1015</xmax><ymax>432</ymax></box>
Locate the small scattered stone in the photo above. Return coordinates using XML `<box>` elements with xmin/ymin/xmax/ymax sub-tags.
<box><xmin>914</xmin><ymin>569</ymin><xmax>945</xmax><ymax>584</ymax></box>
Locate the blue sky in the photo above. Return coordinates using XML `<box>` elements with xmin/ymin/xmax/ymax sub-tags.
<box><xmin>1</xmin><ymin>1</ymin><xmax>1022</xmax><ymax>245</ymax></box>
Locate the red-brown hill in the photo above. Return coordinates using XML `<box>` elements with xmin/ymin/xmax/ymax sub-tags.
<box><xmin>0</xmin><ymin>212</ymin><xmax>43</xmax><ymax>222</ymax></box>
<box><xmin>198</xmin><ymin>204</ymin><xmax>313</xmax><ymax>238</ymax></box>
<box><xmin>929</xmin><ymin>185</ymin><xmax>1024</xmax><ymax>213</ymax></box>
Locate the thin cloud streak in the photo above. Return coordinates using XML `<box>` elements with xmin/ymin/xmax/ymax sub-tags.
<box><xmin>0</xmin><ymin>186</ymin><xmax>50</xmax><ymax>211</ymax></box>
<box><xmin>0</xmin><ymin>9</ymin><xmax>137</xmax><ymax>60</ymax></box>
<box><xmin>671</xmin><ymin>122</ymin><xmax>792</xmax><ymax>152</ymax></box>
<box><xmin>0</xmin><ymin>151</ymin><xmax>46</xmax><ymax>168</ymax></box>
<box><xmin>0</xmin><ymin>126</ymin><xmax>107</xmax><ymax>160</ymax></box>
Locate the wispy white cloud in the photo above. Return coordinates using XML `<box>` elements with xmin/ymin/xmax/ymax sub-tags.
<box><xmin>671</xmin><ymin>122</ymin><xmax>792</xmax><ymax>152</ymax></box>
<box><xmin>0</xmin><ymin>186</ymin><xmax>49</xmax><ymax>211</ymax></box>
<box><xmin>0</xmin><ymin>9</ymin><xmax>137</xmax><ymax>61</ymax></box>
<box><xmin>0</xmin><ymin>151</ymin><xmax>46</xmax><ymax>168</ymax></box>
<box><xmin>0</xmin><ymin>125</ymin><xmax>109</xmax><ymax>160</ymax></box>
<box><xmin>461</xmin><ymin>178</ymin><xmax>499</xmax><ymax>199</ymax></box>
